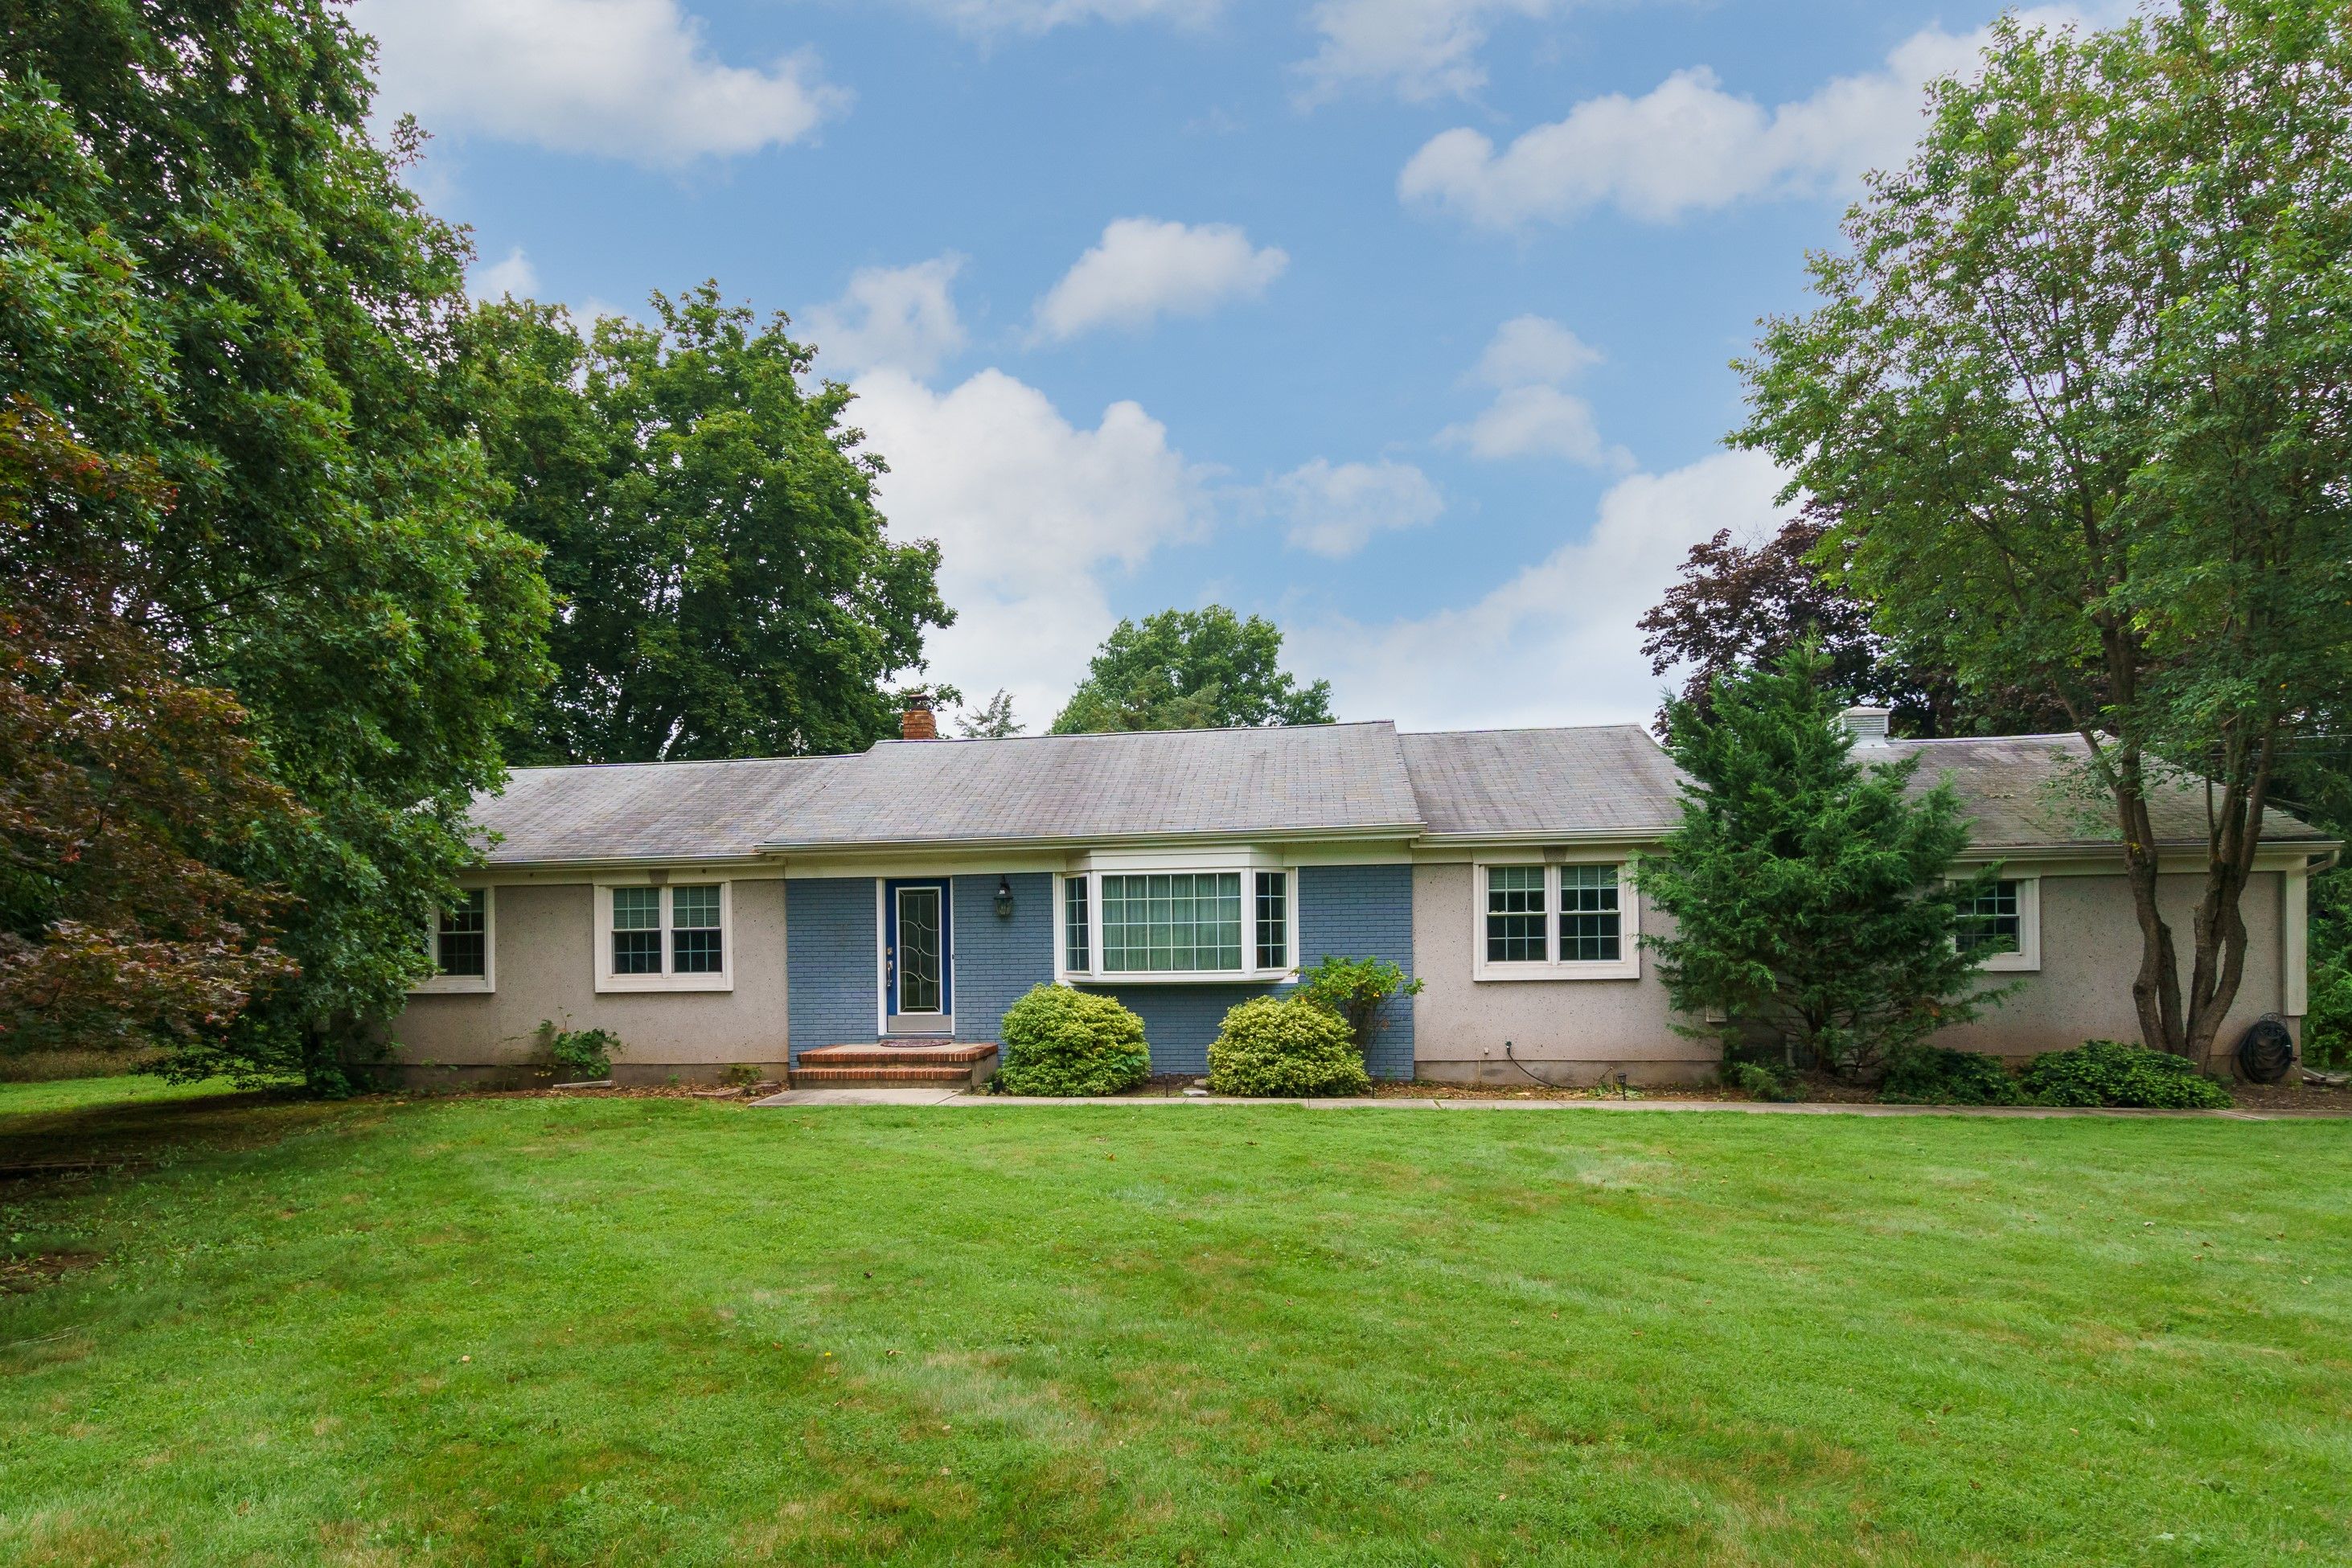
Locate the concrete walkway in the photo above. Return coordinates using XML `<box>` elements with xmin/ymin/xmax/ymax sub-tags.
<box><xmin>748</xmin><ymin>1087</ymin><xmax>2351</xmax><ymax>1120</ymax></box>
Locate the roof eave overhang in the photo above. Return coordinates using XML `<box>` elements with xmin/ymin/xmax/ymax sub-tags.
<box><xmin>754</xmin><ymin>822</ymin><xmax>1427</xmax><ymax>856</ymax></box>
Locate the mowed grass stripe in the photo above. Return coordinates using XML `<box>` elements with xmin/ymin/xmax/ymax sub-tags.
<box><xmin>1</xmin><ymin>1082</ymin><xmax>2346</xmax><ymax>1566</ymax></box>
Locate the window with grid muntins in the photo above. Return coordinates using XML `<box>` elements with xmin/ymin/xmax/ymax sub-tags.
<box><xmin>1254</xmin><ymin>871</ymin><xmax>1287</xmax><ymax>971</ymax></box>
<box><xmin>1558</xmin><ymin>864</ymin><xmax>1622</xmax><ymax>962</ymax></box>
<box><xmin>671</xmin><ymin>885</ymin><xmax>723</xmax><ymax>973</ymax></box>
<box><xmin>612</xmin><ymin>886</ymin><xmax>663</xmax><ymax>975</ymax></box>
<box><xmin>436</xmin><ymin>889</ymin><xmax>486</xmax><ymax>977</ymax></box>
<box><xmin>1957</xmin><ymin>880</ymin><xmax>2021</xmax><ymax>956</ymax></box>
<box><xmin>1100</xmin><ymin>872</ymin><xmax>1242</xmax><ymax>973</ymax></box>
<box><xmin>1065</xmin><ymin>876</ymin><xmax>1090</xmax><ymax>971</ymax></box>
<box><xmin>1486</xmin><ymin>866</ymin><xmax>1546</xmax><ymax>963</ymax></box>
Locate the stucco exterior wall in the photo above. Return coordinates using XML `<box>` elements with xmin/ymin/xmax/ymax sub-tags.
<box><xmin>1410</xmin><ymin>860</ymin><xmax>1705</xmax><ymax>1086</ymax></box>
<box><xmin>1411</xmin><ymin>860</ymin><xmax>2303</xmax><ymax>1084</ymax></box>
<box><xmin>388</xmin><ymin>879</ymin><xmax>790</xmax><ymax>1085</ymax></box>
<box><xmin>1938</xmin><ymin>868</ymin><xmax>2293</xmax><ymax>1065</ymax></box>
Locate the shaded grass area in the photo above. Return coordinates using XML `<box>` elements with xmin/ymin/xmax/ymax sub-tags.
<box><xmin>1</xmin><ymin>1081</ymin><xmax>2347</xmax><ymax>1566</ymax></box>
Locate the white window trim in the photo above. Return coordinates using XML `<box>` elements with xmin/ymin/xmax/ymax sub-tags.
<box><xmin>594</xmin><ymin>880</ymin><xmax>734</xmax><ymax>993</ymax></box>
<box><xmin>1053</xmin><ymin>868</ymin><xmax>1298</xmax><ymax>985</ymax></box>
<box><xmin>1963</xmin><ymin>874</ymin><xmax>2041</xmax><ymax>973</ymax></box>
<box><xmin>1471</xmin><ymin>860</ymin><xmax>1640</xmax><ymax>982</ymax></box>
<box><xmin>413</xmin><ymin>886</ymin><xmax>495</xmax><ymax>995</ymax></box>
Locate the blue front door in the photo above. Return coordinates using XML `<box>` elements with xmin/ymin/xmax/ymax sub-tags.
<box><xmin>885</xmin><ymin>879</ymin><xmax>952</xmax><ymax>1032</ymax></box>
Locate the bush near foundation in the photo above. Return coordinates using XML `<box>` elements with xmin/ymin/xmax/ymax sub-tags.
<box><xmin>539</xmin><ymin>1021</ymin><xmax>622</xmax><ymax>1081</ymax></box>
<box><xmin>1880</xmin><ymin>1044</ymin><xmax>2026</xmax><ymax>1106</ymax></box>
<box><xmin>2021</xmin><ymin>1041</ymin><xmax>2232</xmax><ymax>1110</ymax></box>
<box><xmin>1208</xmin><ymin>996</ymin><xmax>1371</xmax><ymax>1098</ymax></box>
<box><xmin>995</xmin><ymin>985</ymin><xmax>1149</xmax><ymax>1096</ymax></box>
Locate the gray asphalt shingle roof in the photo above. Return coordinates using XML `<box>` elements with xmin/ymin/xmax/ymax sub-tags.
<box><xmin>757</xmin><ymin>720</ymin><xmax>1422</xmax><ymax>849</ymax></box>
<box><xmin>463</xmin><ymin>722</ymin><xmax>2327</xmax><ymax>864</ymax></box>
<box><xmin>471</xmin><ymin>756</ymin><xmax>850</xmax><ymax>864</ymax></box>
<box><xmin>1398</xmin><ymin>726</ymin><xmax>1685</xmax><ymax>839</ymax></box>
<box><xmin>1883</xmin><ymin>734</ymin><xmax>2329</xmax><ymax>850</ymax></box>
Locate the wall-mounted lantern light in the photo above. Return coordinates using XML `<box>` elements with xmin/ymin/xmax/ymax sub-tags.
<box><xmin>994</xmin><ymin>876</ymin><xmax>1016</xmax><ymax>919</ymax></box>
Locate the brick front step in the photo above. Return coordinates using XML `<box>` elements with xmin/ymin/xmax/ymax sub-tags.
<box><xmin>789</xmin><ymin>1041</ymin><xmax>999</xmax><ymax>1090</ymax></box>
<box><xmin>790</xmin><ymin>1064</ymin><xmax>977</xmax><ymax>1086</ymax></box>
<box><xmin>797</xmin><ymin>1042</ymin><xmax>999</xmax><ymax>1067</ymax></box>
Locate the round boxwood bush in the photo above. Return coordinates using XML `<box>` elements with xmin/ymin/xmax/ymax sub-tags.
<box><xmin>994</xmin><ymin>983</ymin><xmax>1149</xmax><ymax>1096</ymax></box>
<box><xmin>1880</xmin><ymin>1044</ymin><xmax>2024</xmax><ymax>1106</ymax></box>
<box><xmin>1207</xmin><ymin>995</ymin><xmax>1372</xmax><ymax>1098</ymax></box>
<box><xmin>2020</xmin><ymin>1040</ymin><xmax>2232</xmax><ymax>1110</ymax></box>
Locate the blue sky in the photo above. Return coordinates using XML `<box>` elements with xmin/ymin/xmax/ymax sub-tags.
<box><xmin>355</xmin><ymin>0</ymin><xmax>2119</xmax><ymax>733</ymax></box>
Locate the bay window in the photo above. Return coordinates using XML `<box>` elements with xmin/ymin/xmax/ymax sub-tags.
<box><xmin>1057</xmin><ymin>865</ymin><xmax>1294</xmax><ymax>982</ymax></box>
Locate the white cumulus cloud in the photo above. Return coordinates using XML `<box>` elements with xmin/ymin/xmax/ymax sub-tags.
<box><xmin>848</xmin><ymin>368</ymin><xmax>1211</xmax><ymax>726</ymax></box>
<box><xmin>470</xmin><ymin>246</ymin><xmax>540</xmax><ymax>301</ymax></box>
<box><xmin>1442</xmin><ymin>315</ymin><xmax>1626</xmax><ymax>467</ymax></box>
<box><xmin>1292</xmin><ymin>449</ymin><xmax>1788</xmax><ymax>729</ymax></box>
<box><xmin>1398</xmin><ymin>8</ymin><xmax>2123</xmax><ymax>228</ymax></box>
<box><xmin>1033</xmin><ymin>218</ymin><xmax>1289</xmax><ymax>341</ymax></box>
<box><xmin>353</xmin><ymin>0</ymin><xmax>848</xmax><ymax>166</ymax></box>
<box><xmin>1272</xmin><ymin>459</ymin><xmax>1444</xmax><ymax>559</ymax></box>
<box><xmin>1295</xmin><ymin>0</ymin><xmax>1559</xmax><ymax>105</ymax></box>
<box><xmin>804</xmin><ymin>256</ymin><xmax>969</xmax><ymax>380</ymax></box>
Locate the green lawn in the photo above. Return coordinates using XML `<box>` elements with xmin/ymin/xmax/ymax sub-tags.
<box><xmin>1</xmin><ymin>1082</ymin><xmax>2346</xmax><ymax>1566</ymax></box>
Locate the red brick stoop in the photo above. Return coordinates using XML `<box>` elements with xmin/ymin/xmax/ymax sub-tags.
<box><xmin>789</xmin><ymin>1041</ymin><xmax>999</xmax><ymax>1089</ymax></box>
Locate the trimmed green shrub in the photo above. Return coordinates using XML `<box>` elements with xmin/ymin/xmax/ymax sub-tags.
<box><xmin>2022</xmin><ymin>1041</ymin><xmax>2232</xmax><ymax>1110</ymax></box>
<box><xmin>995</xmin><ymin>985</ymin><xmax>1149</xmax><ymax>1096</ymax></box>
<box><xmin>1728</xmin><ymin>1060</ymin><xmax>1803</xmax><ymax>1102</ymax></box>
<box><xmin>1296</xmin><ymin>955</ymin><xmax>1423</xmax><ymax>1054</ymax></box>
<box><xmin>1881</xmin><ymin>1044</ymin><xmax>2024</xmax><ymax>1106</ymax></box>
<box><xmin>539</xmin><ymin>1021</ymin><xmax>622</xmax><ymax>1081</ymax></box>
<box><xmin>1209</xmin><ymin>996</ymin><xmax>1371</xmax><ymax>1098</ymax></box>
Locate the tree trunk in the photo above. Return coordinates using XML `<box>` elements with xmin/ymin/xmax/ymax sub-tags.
<box><xmin>2181</xmin><ymin>721</ymin><xmax>2276</xmax><ymax>1064</ymax></box>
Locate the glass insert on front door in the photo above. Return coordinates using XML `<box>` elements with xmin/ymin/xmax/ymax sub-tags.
<box><xmin>897</xmin><ymin>888</ymin><xmax>942</xmax><ymax>1012</ymax></box>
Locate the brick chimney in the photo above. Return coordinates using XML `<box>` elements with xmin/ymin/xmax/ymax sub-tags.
<box><xmin>900</xmin><ymin>691</ymin><xmax>938</xmax><ymax>741</ymax></box>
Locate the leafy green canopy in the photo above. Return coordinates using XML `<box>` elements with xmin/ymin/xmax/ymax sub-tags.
<box><xmin>1736</xmin><ymin>1</ymin><xmax>2352</xmax><ymax>1057</ymax></box>
<box><xmin>2</xmin><ymin>2</ymin><xmax>552</xmax><ymax>1089</ymax></box>
<box><xmin>1050</xmin><ymin>606</ymin><xmax>1332</xmax><ymax>733</ymax></box>
<box><xmin>0</xmin><ymin>158</ymin><xmax>304</xmax><ymax>1053</ymax></box>
<box><xmin>470</xmin><ymin>290</ymin><xmax>950</xmax><ymax>764</ymax></box>
<box><xmin>1636</xmin><ymin>647</ymin><xmax>2005</xmax><ymax>1077</ymax></box>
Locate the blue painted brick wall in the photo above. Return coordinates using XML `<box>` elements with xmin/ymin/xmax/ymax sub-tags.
<box><xmin>1082</xmin><ymin>983</ymin><xmax>1274</xmax><ymax>1077</ymax></box>
<box><xmin>784</xmin><ymin>877</ymin><xmax>876</xmax><ymax>1061</ymax></box>
<box><xmin>1298</xmin><ymin>862</ymin><xmax>1416</xmax><ymax>1079</ymax></box>
<box><xmin>786</xmin><ymin>864</ymin><xmax>1415</xmax><ymax>1077</ymax></box>
<box><xmin>1082</xmin><ymin>862</ymin><xmax>1417</xmax><ymax>1080</ymax></box>
<box><xmin>951</xmin><ymin>872</ymin><xmax>1055</xmax><ymax>1042</ymax></box>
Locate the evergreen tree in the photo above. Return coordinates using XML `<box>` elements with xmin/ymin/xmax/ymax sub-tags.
<box><xmin>1637</xmin><ymin>646</ymin><xmax>2006</xmax><ymax>1077</ymax></box>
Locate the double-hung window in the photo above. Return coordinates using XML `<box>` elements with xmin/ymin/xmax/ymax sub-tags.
<box><xmin>1057</xmin><ymin>866</ymin><xmax>1292</xmax><ymax>982</ymax></box>
<box><xmin>414</xmin><ymin>888</ymin><xmax>495</xmax><ymax>993</ymax></box>
<box><xmin>1955</xmin><ymin>875</ymin><xmax>2039</xmax><ymax>972</ymax></box>
<box><xmin>1473</xmin><ymin>862</ymin><xmax>1637</xmax><ymax>979</ymax></box>
<box><xmin>598</xmin><ymin>881</ymin><xmax>733</xmax><ymax>991</ymax></box>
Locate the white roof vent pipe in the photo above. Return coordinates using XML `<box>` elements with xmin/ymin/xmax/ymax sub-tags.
<box><xmin>1841</xmin><ymin>705</ymin><xmax>1892</xmax><ymax>747</ymax></box>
